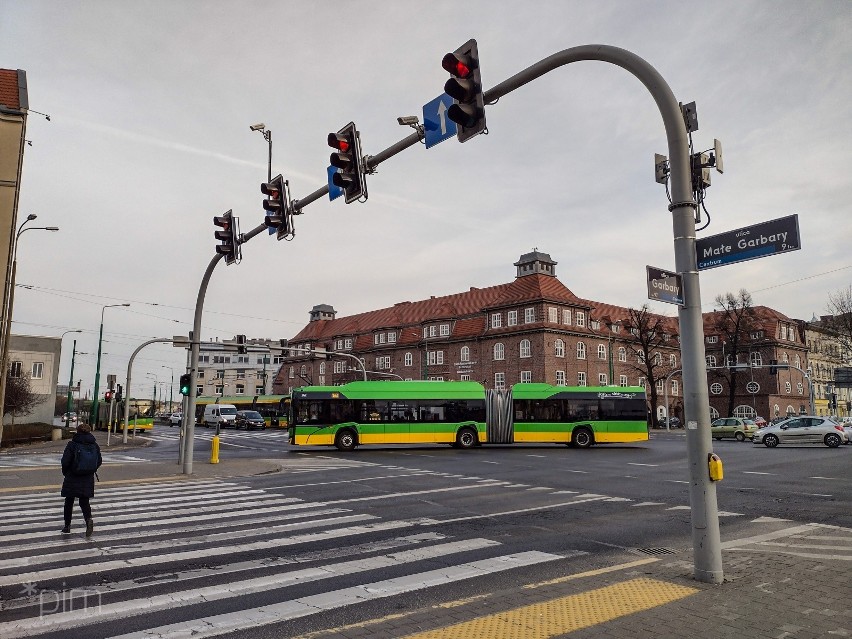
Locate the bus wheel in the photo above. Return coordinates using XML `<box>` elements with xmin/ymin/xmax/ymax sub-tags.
<box><xmin>456</xmin><ymin>427</ymin><xmax>478</xmax><ymax>450</ymax></box>
<box><xmin>335</xmin><ymin>429</ymin><xmax>357</xmax><ymax>452</ymax></box>
<box><xmin>572</xmin><ymin>427</ymin><xmax>594</xmax><ymax>449</ymax></box>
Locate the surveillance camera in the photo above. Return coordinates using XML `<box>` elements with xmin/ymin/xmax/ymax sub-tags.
<box><xmin>249</xmin><ymin>123</ymin><xmax>266</xmax><ymax>131</ymax></box>
<box><xmin>397</xmin><ymin>116</ymin><xmax>419</xmax><ymax>126</ymax></box>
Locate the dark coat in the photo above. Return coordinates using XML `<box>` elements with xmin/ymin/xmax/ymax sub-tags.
<box><xmin>60</xmin><ymin>432</ymin><xmax>102</xmax><ymax>498</ymax></box>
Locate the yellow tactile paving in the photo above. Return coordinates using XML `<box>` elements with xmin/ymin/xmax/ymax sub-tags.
<box><xmin>401</xmin><ymin>577</ymin><xmax>698</xmax><ymax>639</ymax></box>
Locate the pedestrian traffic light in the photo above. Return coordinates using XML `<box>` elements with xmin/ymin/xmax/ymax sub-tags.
<box><xmin>213</xmin><ymin>210</ymin><xmax>241</xmax><ymax>265</ymax></box>
<box><xmin>261</xmin><ymin>174</ymin><xmax>293</xmax><ymax>239</ymax></box>
<box><xmin>442</xmin><ymin>39</ymin><xmax>486</xmax><ymax>143</ymax></box>
<box><xmin>179</xmin><ymin>373</ymin><xmax>191</xmax><ymax>396</ymax></box>
<box><xmin>328</xmin><ymin>122</ymin><xmax>367</xmax><ymax>204</ymax></box>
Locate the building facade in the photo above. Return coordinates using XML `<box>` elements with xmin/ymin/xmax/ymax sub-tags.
<box><xmin>196</xmin><ymin>336</ymin><xmax>287</xmax><ymax>398</ymax></box>
<box><xmin>4</xmin><ymin>334</ymin><xmax>61</xmax><ymax>425</ymax></box>
<box><xmin>273</xmin><ymin>251</ymin><xmax>825</xmax><ymax>423</ymax></box>
<box><xmin>798</xmin><ymin>316</ymin><xmax>852</xmax><ymax>418</ymax></box>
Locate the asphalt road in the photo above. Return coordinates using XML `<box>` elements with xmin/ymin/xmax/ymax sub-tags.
<box><xmin>4</xmin><ymin>424</ymin><xmax>848</xmax><ymax>639</ymax></box>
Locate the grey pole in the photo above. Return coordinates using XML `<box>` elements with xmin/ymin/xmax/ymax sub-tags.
<box><xmin>122</xmin><ymin>338</ymin><xmax>173</xmax><ymax>444</ymax></box>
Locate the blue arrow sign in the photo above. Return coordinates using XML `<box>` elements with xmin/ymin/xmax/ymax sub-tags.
<box><xmin>327</xmin><ymin>166</ymin><xmax>344</xmax><ymax>201</ymax></box>
<box><xmin>423</xmin><ymin>94</ymin><xmax>457</xmax><ymax>149</ymax></box>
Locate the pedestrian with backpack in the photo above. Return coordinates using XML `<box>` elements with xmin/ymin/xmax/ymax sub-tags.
<box><xmin>60</xmin><ymin>422</ymin><xmax>102</xmax><ymax>537</ymax></box>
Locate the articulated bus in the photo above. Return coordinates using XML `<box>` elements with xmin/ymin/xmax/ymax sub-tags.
<box><xmin>194</xmin><ymin>395</ymin><xmax>290</xmax><ymax>428</ymax></box>
<box><xmin>290</xmin><ymin>381</ymin><xmax>648</xmax><ymax>451</ymax></box>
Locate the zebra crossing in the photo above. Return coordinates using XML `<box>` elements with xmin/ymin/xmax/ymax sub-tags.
<box><xmin>139</xmin><ymin>428</ymin><xmax>289</xmax><ymax>444</ymax></box>
<box><xmin>0</xmin><ymin>454</ymin><xmax>149</xmax><ymax>469</ymax></box>
<box><xmin>0</xmin><ymin>476</ymin><xmax>572</xmax><ymax>639</ymax></box>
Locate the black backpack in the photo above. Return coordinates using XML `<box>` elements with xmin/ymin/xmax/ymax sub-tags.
<box><xmin>72</xmin><ymin>442</ymin><xmax>99</xmax><ymax>475</ymax></box>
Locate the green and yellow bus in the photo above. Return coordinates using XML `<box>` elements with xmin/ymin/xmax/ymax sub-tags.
<box><xmin>290</xmin><ymin>381</ymin><xmax>648</xmax><ymax>451</ymax></box>
<box><xmin>194</xmin><ymin>395</ymin><xmax>290</xmax><ymax>428</ymax></box>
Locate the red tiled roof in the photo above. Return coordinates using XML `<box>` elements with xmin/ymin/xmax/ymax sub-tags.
<box><xmin>0</xmin><ymin>69</ymin><xmax>22</xmax><ymax>110</ymax></box>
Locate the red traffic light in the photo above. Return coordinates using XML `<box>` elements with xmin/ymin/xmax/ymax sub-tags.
<box><xmin>213</xmin><ymin>215</ymin><xmax>231</xmax><ymax>230</ymax></box>
<box><xmin>442</xmin><ymin>52</ymin><xmax>474</xmax><ymax>78</ymax></box>
<box><xmin>328</xmin><ymin>133</ymin><xmax>350</xmax><ymax>152</ymax></box>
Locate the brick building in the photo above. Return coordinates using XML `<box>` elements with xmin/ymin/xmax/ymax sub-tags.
<box><xmin>273</xmin><ymin>251</ymin><xmax>815</xmax><ymax>423</ymax></box>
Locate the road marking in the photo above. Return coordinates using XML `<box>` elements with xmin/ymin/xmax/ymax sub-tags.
<box><xmin>564</xmin><ymin>469</ymin><xmax>588</xmax><ymax>474</ymax></box>
<box><xmin>809</xmin><ymin>476</ymin><xmax>841</xmax><ymax>480</ymax></box>
<box><xmin>435</xmin><ymin>495</ymin><xmax>608</xmax><ymax>525</ymax></box>
<box><xmin>632</xmin><ymin>502</ymin><xmax>665</xmax><ymax>507</ymax></box>
<box><xmin>721</xmin><ymin>523</ymin><xmax>819</xmax><ymax>549</ymax></box>
<box><xmin>628</xmin><ymin>462</ymin><xmax>659</xmax><ymax>467</ymax></box>
<box><xmin>666</xmin><ymin>480</ymin><xmax>689</xmax><ymax>484</ymax></box>
<box><xmin>105</xmin><ymin>551</ymin><xmax>562</xmax><ymax>639</ymax></box>
<box><xmin>0</xmin><ymin>539</ymin><xmax>502</xmax><ymax>638</ymax></box>
<box><xmin>742</xmin><ymin>471</ymin><xmax>776</xmax><ymax>475</ymax></box>
<box><xmin>400</xmin><ymin>577</ymin><xmax>698</xmax><ymax>639</ymax></box>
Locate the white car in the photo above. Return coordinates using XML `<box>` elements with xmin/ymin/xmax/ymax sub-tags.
<box><xmin>169</xmin><ymin>412</ymin><xmax>182</xmax><ymax>427</ymax></box>
<box><xmin>844</xmin><ymin>423</ymin><xmax>852</xmax><ymax>445</ymax></box>
<box><xmin>752</xmin><ymin>416</ymin><xmax>847</xmax><ymax>448</ymax></box>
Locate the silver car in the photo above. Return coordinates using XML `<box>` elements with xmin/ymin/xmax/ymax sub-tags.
<box><xmin>752</xmin><ymin>416</ymin><xmax>847</xmax><ymax>448</ymax></box>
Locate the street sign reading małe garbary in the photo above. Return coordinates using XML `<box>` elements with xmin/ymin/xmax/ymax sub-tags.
<box><xmin>695</xmin><ymin>214</ymin><xmax>800</xmax><ymax>270</ymax></box>
<box><xmin>646</xmin><ymin>266</ymin><xmax>684</xmax><ymax>306</ymax></box>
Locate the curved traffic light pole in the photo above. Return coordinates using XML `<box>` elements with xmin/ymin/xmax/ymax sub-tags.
<box><xmin>122</xmin><ymin>338</ymin><xmax>175</xmax><ymax>444</ymax></box>
<box><xmin>182</xmin><ymin>44</ymin><xmax>720</xmax><ymax>584</ymax></box>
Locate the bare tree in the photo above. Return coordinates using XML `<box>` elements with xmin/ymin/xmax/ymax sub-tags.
<box><xmin>825</xmin><ymin>285</ymin><xmax>852</xmax><ymax>356</ymax></box>
<box><xmin>711</xmin><ymin>289</ymin><xmax>759</xmax><ymax>417</ymax></box>
<box><xmin>4</xmin><ymin>374</ymin><xmax>40</xmax><ymax>425</ymax></box>
<box><xmin>621</xmin><ymin>304</ymin><xmax>678</xmax><ymax>425</ymax></box>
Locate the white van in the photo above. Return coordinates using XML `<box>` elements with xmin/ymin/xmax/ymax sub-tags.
<box><xmin>202</xmin><ymin>404</ymin><xmax>238</xmax><ymax>428</ymax></box>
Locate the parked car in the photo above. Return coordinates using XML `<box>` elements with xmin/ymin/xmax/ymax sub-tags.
<box><xmin>235</xmin><ymin>410</ymin><xmax>265</xmax><ymax>430</ymax></box>
<box><xmin>711</xmin><ymin>417</ymin><xmax>757</xmax><ymax>442</ymax></box>
<box><xmin>657</xmin><ymin>416</ymin><xmax>681</xmax><ymax>429</ymax></box>
<box><xmin>752</xmin><ymin>416</ymin><xmax>847</xmax><ymax>448</ymax></box>
<box><xmin>169</xmin><ymin>412</ymin><xmax>182</xmax><ymax>426</ymax></box>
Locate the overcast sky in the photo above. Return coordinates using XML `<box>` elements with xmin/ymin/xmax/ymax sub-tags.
<box><xmin>2</xmin><ymin>0</ymin><xmax>850</xmax><ymax>399</ymax></box>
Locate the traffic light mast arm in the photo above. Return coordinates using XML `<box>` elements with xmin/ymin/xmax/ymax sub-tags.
<box><xmin>121</xmin><ymin>337</ymin><xmax>175</xmax><ymax>445</ymax></box>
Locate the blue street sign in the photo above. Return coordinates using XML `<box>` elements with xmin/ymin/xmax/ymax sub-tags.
<box><xmin>423</xmin><ymin>94</ymin><xmax>457</xmax><ymax>149</ymax></box>
<box><xmin>646</xmin><ymin>265</ymin><xmax>684</xmax><ymax>306</ymax></box>
<box><xmin>695</xmin><ymin>214</ymin><xmax>800</xmax><ymax>270</ymax></box>
<box><xmin>327</xmin><ymin>166</ymin><xmax>343</xmax><ymax>201</ymax></box>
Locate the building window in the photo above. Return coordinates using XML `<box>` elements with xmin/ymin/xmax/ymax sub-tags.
<box><xmin>427</xmin><ymin>350</ymin><xmax>444</xmax><ymax>365</ymax></box>
<box><xmin>706</xmin><ymin>355</ymin><xmax>717</xmax><ymax>367</ymax></box>
<box><xmin>599</xmin><ymin>373</ymin><xmax>608</xmax><ymax>386</ymax></box>
<box><xmin>460</xmin><ymin>346</ymin><xmax>470</xmax><ymax>362</ymax></box>
<box><xmin>638</xmin><ymin>351</ymin><xmax>646</xmax><ymax>364</ymax></box>
<box><xmin>797</xmin><ymin>382</ymin><xmax>804</xmax><ymax>395</ymax></box>
<box><xmin>725</xmin><ymin>354</ymin><xmax>736</xmax><ymax>366</ymax></box>
<box><xmin>794</xmin><ymin>355</ymin><xmax>801</xmax><ymax>369</ymax></box>
<box><xmin>781</xmin><ymin>324</ymin><xmax>788</xmax><ymax>340</ymax></box>
<box><xmin>750</xmin><ymin>352</ymin><xmax>762</xmax><ymax>367</ymax></box>
<box><xmin>672</xmin><ymin>380</ymin><xmax>679</xmax><ymax>395</ymax></box>
<box><xmin>493</xmin><ymin>343</ymin><xmax>505</xmax><ymax>361</ymax></box>
<box><xmin>494</xmin><ymin>373</ymin><xmax>506</xmax><ymax>390</ymax></box>
<box><xmin>460</xmin><ymin>374</ymin><xmax>470</xmax><ymax>381</ymax></box>
<box><xmin>255</xmin><ymin>385</ymin><xmax>264</xmax><ymax>394</ymax></box>
<box><xmin>785</xmin><ymin>381</ymin><xmax>792</xmax><ymax>393</ymax></box>
<box><xmin>618</xmin><ymin>347</ymin><xmax>626</xmax><ymax>362</ymax></box>
<box><xmin>555</xmin><ymin>370</ymin><xmax>566</xmax><ymax>386</ymax></box>
<box><xmin>404</xmin><ymin>352</ymin><xmax>413</xmax><ymax>367</ymax></box>
<box><xmin>524</xmin><ymin>308</ymin><xmax>535</xmax><ymax>324</ymax></box>
<box><xmin>653</xmin><ymin>352</ymin><xmax>662</xmax><ymax>366</ymax></box>
<box><xmin>710</xmin><ymin>382</ymin><xmax>723</xmax><ymax>394</ymax></box>
<box><xmin>344</xmin><ymin>338</ymin><xmax>352</xmax><ymax>349</ymax></box>
<box><xmin>235</xmin><ymin>384</ymin><xmax>244</xmax><ymax>395</ymax></box>
<box><xmin>591</xmin><ymin>320</ymin><xmax>600</xmax><ymax>330</ymax></box>
<box><xmin>388</xmin><ymin>332</ymin><xmax>397</xmax><ymax>343</ymax></box>
<box><xmin>300</xmin><ymin>365</ymin><xmax>307</xmax><ymax>377</ymax></box>
<box><xmin>215</xmin><ymin>370</ymin><xmax>224</xmax><ymax>379</ymax></box>
<box><xmin>619</xmin><ymin>375</ymin><xmax>628</xmax><ymax>387</ymax></box>
<box><xmin>751</xmin><ymin>331</ymin><xmax>764</xmax><ymax>339</ymax></box>
<box><xmin>334</xmin><ymin>361</ymin><xmax>345</xmax><ymax>374</ymax></box>
<box><xmin>507</xmin><ymin>310</ymin><xmax>518</xmax><ymax>326</ymax></box>
<box><xmin>576</xmin><ymin>342</ymin><xmax>586</xmax><ymax>359</ymax></box>
<box><xmin>196</xmin><ymin>385</ymin><xmax>204</xmax><ymax>396</ymax></box>
<box><xmin>31</xmin><ymin>362</ymin><xmax>44</xmax><ymax>379</ymax></box>
<box><xmin>554</xmin><ymin>339</ymin><xmax>565</xmax><ymax>357</ymax></box>
<box><xmin>376</xmin><ymin>356</ymin><xmax>391</xmax><ymax>370</ymax></box>
<box><xmin>519</xmin><ymin>339</ymin><xmax>531</xmax><ymax>358</ymax></box>
<box><xmin>782</xmin><ymin>352</ymin><xmax>789</xmax><ymax>363</ymax></box>
<box><xmin>598</xmin><ymin>344</ymin><xmax>607</xmax><ymax>360</ymax></box>
<box><xmin>521</xmin><ymin>370</ymin><xmax>532</xmax><ymax>383</ymax></box>
<box><xmin>319</xmin><ymin>362</ymin><xmax>326</xmax><ymax>374</ymax></box>
<box><xmin>491</xmin><ymin>313</ymin><xmax>502</xmax><ymax>329</ymax></box>
<box><xmin>577</xmin><ymin>371</ymin><xmax>587</xmax><ymax>386</ymax></box>
<box><xmin>440</xmin><ymin>324</ymin><xmax>450</xmax><ymax>336</ymax></box>
<box><xmin>199</xmin><ymin>355</ymin><xmax>210</xmax><ymax>363</ymax></box>
<box><xmin>289</xmin><ymin>367</ymin><xmax>294</xmax><ymax>379</ymax></box>
<box><xmin>707</xmin><ymin>336</ymin><xmax>718</xmax><ymax>344</ymax></box>
<box><xmin>562</xmin><ymin>309</ymin><xmax>572</xmax><ymax>325</ymax></box>
<box><xmin>576</xmin><ymin>311</ymin><xmax>586</xmax><ymax>327</ymax></box>
<box><xmin>198</xmin><ymin>371</ymin><xmax>205</xmax><ymax>379</ymax></box>
<box><xmin>669</xmin><ymin>354</ymin><xmax>676</xmax><ymax>367</ymax></box>
<box><xmin>215</xmin><ymin>385</ymin><xmax>224</xmax><ymax>395</ymax></box>
<box><xmin>639</xmin><ymin>377</ymin><xmax>646</xmax><ymax>388</ymax></box>
<box><xmin>548</xmin><ymin>307</ymin><xmax>557</xmax><ymax>323</ymax></box>
<box><xmin>236</xmin><ymin>369</ymin><xmax>246</xmax><ymax>379</ymax></box>
<box><xmin>9</xmin><ymin>361</ymin><xmax>22</xmax><ymax>378</ymax></box>
<box><xmin>273</xmin><ymin>356</ymin><xmax>284</xmax><ymax>364</ymax></box>
<box><xmin>656</xmin><ymin>379</ymin><xmax>664</xmax><ymax>392</ymax></box>
<box><xmin>237</xmin><ymin>356</ymin><xmax>249</xmax><ymax>364</ymax></box>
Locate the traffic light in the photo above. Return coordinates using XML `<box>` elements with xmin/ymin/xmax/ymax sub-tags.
<box><xmin>236</xmin><ymin>334</ymin><xmax>247</xmax><ymax>355</ymax></box>
<box><xmin>261</xmin><ymin>174</ymin><xmax>293</xmax><ymax>239</ymax></box>
<box><xmin>105</xmin><ymin>390</ymin><xmax>113</xmax><ymax>402</ymax></box>
<box><xmin>115</xmin><ymin>384</ymin><xmax>123</xmax><ymax>402</ymax></box>
<box><xmin>442</xmin><ymin>39</ymin><xmax>486</xmax><ymax>142</ymax></box>
<box><xmin>213</xmin><ymin>210</ymin><xmax>241</xmax><ymax>265</ymax></box>
<box><xmin>179</xmin><ymin>373</ymin><xmax>191</xmax><ymax>396</ymax></box>
<box><xmin>328</xmin><ymin>122</ymin><xmax>367</xmax><ymax>204</ymax></box>
<box><xmin>769</xmin><ymin>359</ymin><xmax>778</xmax><ymax>375</ymax></box>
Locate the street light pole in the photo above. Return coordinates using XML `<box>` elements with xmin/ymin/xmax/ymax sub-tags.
<box><xmin>91</xmin><ymin>303</ymin><xmax>130</xmax><ymax>427</ymax></box>
<box><xmin>0</xmin><ymin>215</ymin><xmax>60</xmax><ymax>445</ymax></box>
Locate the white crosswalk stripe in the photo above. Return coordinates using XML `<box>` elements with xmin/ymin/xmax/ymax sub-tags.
<box><xmin>0</xmin><ymin>453</ymin><xmax>149</xmax><ymax>468</ymax></box>
<box><xmin>0</xmin><ymin>478</ymin><xmax>575</xmax><ymax>639</ymax></box>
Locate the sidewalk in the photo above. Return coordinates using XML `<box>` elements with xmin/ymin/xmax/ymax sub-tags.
<box><xmin>0</xmin><ymin>428</ymin><xmax>284</xmax><ymax>493</ymax></box>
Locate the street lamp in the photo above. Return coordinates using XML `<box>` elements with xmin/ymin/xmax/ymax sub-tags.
<box><xmin>0</xmin><ymin>214</ymin><xmax>60</xmax><ymax>444</ymax></box>
<box><xmin>162</xmin><ymin>365</ymin><xmax>175</xmax><ymax>413</ymax></box>
<box><xmin>91</xmin><ymin>303</ymin><xmax>130</xmax><ymax>427</ymax></box>
<box><xmin>61</xmin><ymin>329</ymin><xmax>83</xmax><ymax>428</ymax></box>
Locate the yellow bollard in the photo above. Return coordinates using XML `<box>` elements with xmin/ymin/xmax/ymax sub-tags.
<box><xmin>210</xmin><ymin>435</ymin><xmax>220</xmax><ymax>464</ymax></box>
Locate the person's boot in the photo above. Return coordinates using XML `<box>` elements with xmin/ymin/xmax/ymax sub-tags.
<box><xmin>61</xmin><ymin>525</ymin><xmax>71</xmax><ymax>534</ymax></box>
<box><xmin>85</xmin><ymin>518</ymin><xmax>94</xmax><ymax>538</ymax></box>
